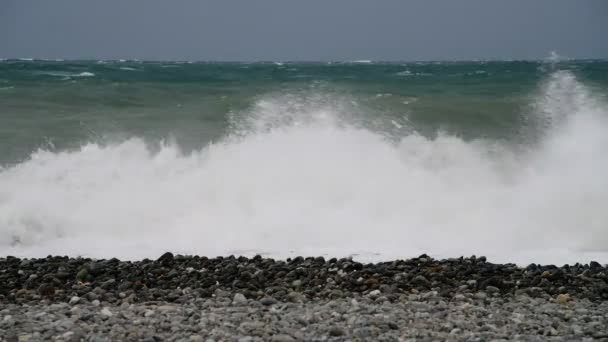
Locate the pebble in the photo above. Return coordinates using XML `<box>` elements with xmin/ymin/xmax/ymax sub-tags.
<box><xmin>271</xmin><ymin>334</ymin><xmax>295</xmax><ymax>342</ymax></box>
<box><xmin>2</xmin><ymin>254</ymin><xmax>607</xmax><ymax>304</ymax></box>
<box><xmin>556</xmin><ymin>293</ymin><xmax>571</xmax><ymax>304</ymax></box>
<box><xmin>0</xmin><ymin>253</ymin><xmax>607</xmax><ymax>340</ymax></box>
<box><xmin>474</xmin><ymin>292</ymin><xmax>487</xmax><ymax>300</ymax></box>
<box><xmin>233</xmin><ymin>293</ymin><xmax>247</xmax><ymax>306</ymax></box>
<box><xmin>157</xmin><ymin>305</ymin><xmax>177</xmax><ymax>313</ymax></box>
<box><xmin>329</xmin><ymin>327</ymin><xmax>345</xmax><ymax>336</ymax></box>
<box><xmin>100</xmin><ymin>308</ymin><xmax>113</xmax><ymax>317</ymax></box>
<box><xmin>260</xmin><ymin>297</ymin><xmax>277</xmax><ymax>306</ymax></box>
<box><xmin>368</xmin><ymin>290</ymin><xmax>381</xmax><ymax>298</ymax></box>
<box><xmin>0</xmin><ymin>294</ymin><xmax>606</xmax><ymax>340</ymax></box>
<box><xmin>486</xmin><ymin>286</ymin><xmax>500</xmax><ymax>294</ymax></box>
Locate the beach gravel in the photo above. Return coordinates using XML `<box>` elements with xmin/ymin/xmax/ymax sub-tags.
<box><xmin>1</xmin><ymin>254</ymin><xmax>608</xmax><ymax>341</ymax></box>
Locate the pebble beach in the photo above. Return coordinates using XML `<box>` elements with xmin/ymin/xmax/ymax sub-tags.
<box><xmin>1</xmin><ymin>253</ymin><xmax>608</xmax><ymax>341</ymax></box>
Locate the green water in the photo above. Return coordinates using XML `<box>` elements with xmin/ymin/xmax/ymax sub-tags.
<box><xmin>2</xmin><ymin>60</ymin><xmax>608</xmax><ymax>262</ymax></box>
<box><xmin>1</xmin><ymin>60</ymin><xmax>607</xmax><ymax>165</ymax></box>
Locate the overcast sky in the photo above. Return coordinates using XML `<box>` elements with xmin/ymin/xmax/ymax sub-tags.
<box><xmin>1</xmin><ymin>0</ymin><xmax>607</xmax><ymax>61</ymax></box>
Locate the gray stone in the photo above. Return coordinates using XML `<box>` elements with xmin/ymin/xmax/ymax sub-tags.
<box><xmin>486</xmin><ymin>286</ymin><xmax>500</xmax><ymax>294</ymax></box>
<box><xmin>260</xmin><ymin>297</ymin><xmax>277</xmax><ymax>306</ymax></box>
<box><xmin>100</xmin><ymin>308</ymin><xmax>113</xmax><ymax>317</ymax></box>
<box><xmin>367</xmin><ymin>289</ymin><xmax>381</xmax><ymax>298</ymax></box>
<box><xmin>233</xmin><ymin>293</ymin><xmax>248</xmax><ymax>306</ymax></box>
<box><xmin>329</xmin><ymin>327</ymin><xmax>345</xmax><ymax>336</ymax></box>
<box><xmin>271</xmin><ymin>335</ymin><xmax>295</xmax><ymax>342</ymax></box>
<box><xmin>69</xmin><ymin>296</ymin><xmax>80</xmax><ymax>305</ymax></box>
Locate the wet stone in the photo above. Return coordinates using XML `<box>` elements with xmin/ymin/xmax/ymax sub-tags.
<box><xmin>0</xmin><ymin>253</ymin><xmax>607</xmax><ymax>340</ymax></box>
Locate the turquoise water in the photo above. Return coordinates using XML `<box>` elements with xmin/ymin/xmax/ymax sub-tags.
<box><xmin>1</xmin><ymin>59</ymin><xmax>607</xmax><ymax>263</ymax></box>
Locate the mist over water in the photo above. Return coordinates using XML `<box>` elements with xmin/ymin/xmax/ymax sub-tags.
<box><xmin>1</xmin><ymin>67</ymin><xmax>607</xmax><ymax>264</ymax></box>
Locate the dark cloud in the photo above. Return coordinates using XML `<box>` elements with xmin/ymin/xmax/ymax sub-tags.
<box><xmin>1</xmin><ymin>0</ymin><xmax>606</xmax><ymax>60</ymax></box>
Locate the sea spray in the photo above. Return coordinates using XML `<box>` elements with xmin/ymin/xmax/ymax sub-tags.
<box><xmin>0</xmin><ymin>70</ymin><xmax>607</xmax><ymax>264</ymax></box>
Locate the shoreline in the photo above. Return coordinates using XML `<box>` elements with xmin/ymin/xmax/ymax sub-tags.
<box><xmin>1</xmin><ymin>253</ymin><xmax>608</xmax><ymax>340</ymax></box>
<box><xmin>2</xmin><ymin>253</ymin><xmax>608</xmax><ymax>303</ymax></box>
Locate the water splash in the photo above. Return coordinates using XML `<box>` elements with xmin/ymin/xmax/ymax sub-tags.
<box><xmin>0</xmin><ymin>71</ymin><xmax>607</xmax><ymax>264</ymax></box>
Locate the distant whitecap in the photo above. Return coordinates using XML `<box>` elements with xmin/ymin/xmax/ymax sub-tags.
<box><xmin>75</xmin><ymin>72</ymin><xmax>95</xmax><ymax>77</ymax></box>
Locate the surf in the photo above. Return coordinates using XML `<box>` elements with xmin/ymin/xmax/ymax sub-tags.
<box><xmin>0</xmin><ymin>70</ymin><xmax>607</xmax><ymax>265</ymax></box>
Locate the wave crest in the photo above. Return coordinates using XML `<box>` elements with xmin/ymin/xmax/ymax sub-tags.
<box><xmin>1</xmin><ymin>71</ymin><xmax>607</xmax><ymax>264</ymax></box>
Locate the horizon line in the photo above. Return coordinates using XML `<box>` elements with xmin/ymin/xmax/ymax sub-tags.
<box><xmin>1</xmin><ymin>57</ymin><xmax>607</xmax><ymax>64</ymax></box>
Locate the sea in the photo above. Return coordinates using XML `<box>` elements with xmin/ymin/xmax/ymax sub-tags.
<box><xmin>1</xmin><ymin>59</ymin><xmax>607</xmax><ymax>265</ymax></box>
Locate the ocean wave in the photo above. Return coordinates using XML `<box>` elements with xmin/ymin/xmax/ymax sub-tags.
<box><xmin>0</xmin><ymin>71</ymin><xmax>607</xmax><ymax>264</ymax></box>
<box><xmin>34</xmin><ymin>71</ymin><xmax>96</xmax><ymax>78</ymax></box>
<box><xmin>75</xmin><ymin>72</ymin><xmax>95</xmax><ymax>77</ymax></box>
<box><xmin>402</xmin><ymin>97</ymin><xmax>417</xmax><ymax>105</ymax></box>
<box><xmin>395</xmin><ymin>70</ymin><xmax>431</xmax><ymax>77</ymax></box>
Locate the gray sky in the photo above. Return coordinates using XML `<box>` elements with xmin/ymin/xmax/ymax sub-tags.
<box><xmin>1</xmin><ymin>0</ymin><xmax>607</xmax><ymax>61</ymax></box>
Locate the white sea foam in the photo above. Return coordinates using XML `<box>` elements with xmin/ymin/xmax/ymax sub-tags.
<box><xmin>547</xmin><ymin>51</ymin><xmax>565</xmax><ymax>63</ymax></box>
<box><xmin>37</xmin><ymin>71</ymin><xmax>95</xmax><ymax>78</ymax></box>
<box><xmin>402</xmin><ymin>97</ymin><xmax>417</xmax><ymax>105</ymax></box>
<box><xmin>396</xmin><ymin>70</ymin><xmax>431</xmax><ymax>77</ymax></box>
<box><xmin>1</xmin><ymin>71</ymin><xmax>607</xmax><ymax>264</ymax></box>
<box><xmin>75</xmin><ymin>72</ymin><xmax>95</xmax><ymax>77</ymax></box>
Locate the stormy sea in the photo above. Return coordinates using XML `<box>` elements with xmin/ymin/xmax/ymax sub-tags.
<box><xmin>1</xmin><ymin>59</ymin><xmax>607</xmax><ymax>265</ymax></box>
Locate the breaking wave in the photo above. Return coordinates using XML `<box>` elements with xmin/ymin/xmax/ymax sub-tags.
<box><xmin>1</xmin><ymin>70</ymin><xmax>607</xmax><ymax>264</ymax></box>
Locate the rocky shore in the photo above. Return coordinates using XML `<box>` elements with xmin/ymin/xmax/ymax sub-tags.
<box><xmin>1</xmin><ymin>253</ymin><xmax>608</xmax><ymax>341</ymax></box>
